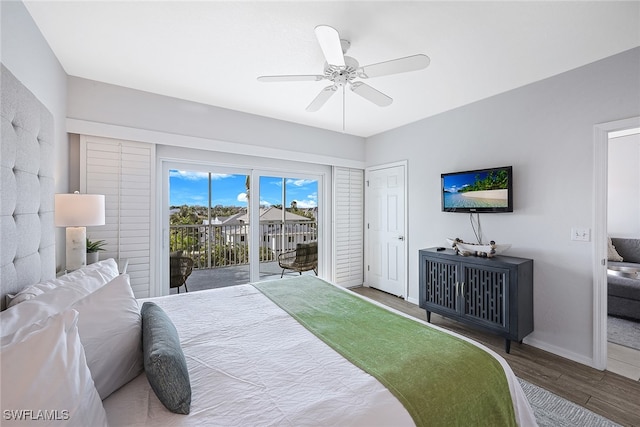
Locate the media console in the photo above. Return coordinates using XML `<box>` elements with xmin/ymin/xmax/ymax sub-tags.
<box><xmin>419</xmin><ymin>247</ymin><xmax>533</xmax><ymax>353</ymax></box>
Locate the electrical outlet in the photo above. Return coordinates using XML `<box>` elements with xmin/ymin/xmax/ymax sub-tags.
<box><xmin>571</xmin><ymin>227</ymin><xmax>591</xmax><ymax>242</ymax></box>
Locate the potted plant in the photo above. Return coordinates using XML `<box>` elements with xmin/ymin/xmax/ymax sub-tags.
<box><xmin>86</xmin><ymin>238</ymin><xmax>106</xmax><ymax>264</ymax></box>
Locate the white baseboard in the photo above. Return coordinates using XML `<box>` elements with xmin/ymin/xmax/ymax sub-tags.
<box><xmin>524</xmin><ymin>337</ymin><xmax>598</xmax><ymax>369</ymax></box>
<box><xmin>406</xmin><ymin>296</ymin><xmax>419</xmax><ymax>305</ymax></box>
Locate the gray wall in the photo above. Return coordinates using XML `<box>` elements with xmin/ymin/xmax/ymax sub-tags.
<box><xmin>366</xmin><ymin>47</ymin><xmax>640</xmax><ymax>363</ymax></box>
<box><xmin>1</xmin><ymin>0</ymin><xmax>68</xmax><ymax>272</ymax></box>
<box><xmin>67</xmin><ymin>77</ymin><xmax>365</xmax><ymax>165</ymax></box>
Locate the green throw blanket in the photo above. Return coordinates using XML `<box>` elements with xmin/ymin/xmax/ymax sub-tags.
<box><xmin>253</xmin><ymin>276</ymin><xmax>517</xmax><ymax>427</ymax></box>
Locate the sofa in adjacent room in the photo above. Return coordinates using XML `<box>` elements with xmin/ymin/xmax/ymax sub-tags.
<box><xmin>608</xmin><ymin>237</ymin><xmax>640</xmax><ymax>321</ymax></box>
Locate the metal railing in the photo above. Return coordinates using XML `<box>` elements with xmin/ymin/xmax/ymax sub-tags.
<box><xmin>170</xmin><ymin>221</ymin><xmax>317</xmax><ymax>269</ymax></box>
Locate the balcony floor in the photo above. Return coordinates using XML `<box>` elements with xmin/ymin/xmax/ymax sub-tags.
<box><xmin>172</xmin><ymin>261</ymin><xmax>318</xmax><ymax>294</ymax></box>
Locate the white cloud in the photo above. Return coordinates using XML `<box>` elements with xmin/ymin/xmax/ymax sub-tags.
<box><xmin>292</xmin><ymin>199</ymin><xmax>317</xmax><ymax>208</ymax></box>
<box><xmin>211</xmin><ymin>173</ymin><xmax>233</xmax><ymax>180</ymax></box>
<box><xmin>169</xmin><ymin>170</ymin><xmax>231</xmax><ymax>181</ymax></box>
<box><xmin>286</xmin><ymin>178</ymin><xmax>315</xmax><ymax>187</ymax></box>
<box><xmin>237</xmin><ymin>193</ymin><xmax>247</xmax><ymax>202</ymax></box>
<box><xmin>170</xmin><ymin>170</ymin><xmax>208</xmax><ymax>180</ymax></box>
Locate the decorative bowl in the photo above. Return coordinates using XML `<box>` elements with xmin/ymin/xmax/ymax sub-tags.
<box><xmin>446</xmin><ymin>239</ymin><xmax>511</xmax><ymax>256</ymax></box>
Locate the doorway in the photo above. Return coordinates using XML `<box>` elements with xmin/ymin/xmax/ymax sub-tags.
<box><xmin>364</xmin><ymin>162</ymin><xmax>407</xmax><ymax>298</ymax></box>
<box><xmin>605</xmin><ymin>127</ymin><xmax>640</xmax><ymax>379</ymax></box>
<box><xmin>592</xmin><ymin>117</ymin><xmax>640</xmax><ymax>372</ymax></box>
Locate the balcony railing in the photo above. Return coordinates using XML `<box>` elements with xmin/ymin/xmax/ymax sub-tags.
<box><xmin>170</xmin><ymin>221</ymin><xmax>317</xmax><ymax>270</ymax></box>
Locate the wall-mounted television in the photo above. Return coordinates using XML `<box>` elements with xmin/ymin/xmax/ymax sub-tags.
<box><xmin>441</xmin><ymin>166</ymin><xmax>513</xmax><ymax>213</ymax></box>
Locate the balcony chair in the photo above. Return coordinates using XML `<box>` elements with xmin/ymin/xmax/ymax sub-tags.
<box><xmin>278</xmin><ymin>241</ymin><xmax>318</xmax><ymax>278</ymax></box>
<box><xmin>170</xmin><ymin>255</ymin><xmax>194</xmax><ymax>293</ymax></box>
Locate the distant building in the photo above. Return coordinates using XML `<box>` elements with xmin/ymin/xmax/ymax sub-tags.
<box><xmin>199</xmin><ymin>207</ymin><xmax>316</xmax><ymax>253</ymax></box>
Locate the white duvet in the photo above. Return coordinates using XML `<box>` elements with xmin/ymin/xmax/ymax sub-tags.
<box><xmin>103</xmin><ymin>283</ymin><xmax>536</xmax><ymax>427</ymax></box>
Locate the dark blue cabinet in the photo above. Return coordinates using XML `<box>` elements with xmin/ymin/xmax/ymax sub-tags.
<box><xmin>419</xmin><ymin>248</ymin><xmax>533</xmax><ymax>353</ymax></box>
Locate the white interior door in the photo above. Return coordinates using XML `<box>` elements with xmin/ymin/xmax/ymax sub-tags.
<box><xmin>365</xmin><ymin>163</ymin><xmax>407</xmax><ymax>297</ymax></box>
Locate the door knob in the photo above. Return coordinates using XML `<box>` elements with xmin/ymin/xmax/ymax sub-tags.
<box><xmin>398</xmin><ymin>235</ymin><xmax>405</xmax><ymax>241</ymax></box>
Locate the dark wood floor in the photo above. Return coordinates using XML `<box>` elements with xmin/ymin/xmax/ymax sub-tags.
<box><xmin>351</xmin><ymin>286</ymin><xmax>640</xmax><ymax>427</ymax></box>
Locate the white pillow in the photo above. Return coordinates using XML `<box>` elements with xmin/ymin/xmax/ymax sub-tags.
<box><xmin>6</xmin><ymin>258</ymin><xmax>119</xmax><ymax>308</ymax></box>
<box><xmin>1</xmin><ymin>281</ymin><xmax>94</xmax><ymax>338</ymax></box>
<box><xmin>72</xmin><ymin>274</ymin><xmax>143</xmax><ymax>399</ymax></box>
<box><xmin>0</xmin><ymin>310</ymin><xmax>108</xmax><ymax>427</ymax></box>
<box><xmin>608</xmin><ymin>237</ymin><xmax>624</xmax><ymax>262</ymax></box>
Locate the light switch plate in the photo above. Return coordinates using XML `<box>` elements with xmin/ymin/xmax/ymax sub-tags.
<box><xmin>571</xmin><ymin>227</ymin><xmax>591</xmax><ymax>242</ymax></box>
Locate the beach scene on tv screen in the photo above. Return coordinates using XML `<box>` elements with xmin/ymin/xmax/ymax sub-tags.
<box><xmin>443</xmin><ymin>169</ymin><xmax>509</xmax><ymax>208</ymax></box>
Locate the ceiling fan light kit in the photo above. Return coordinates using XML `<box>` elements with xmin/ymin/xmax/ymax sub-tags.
<box><xmin>258</xmin><ymin>24</ymin><xmax>430</xmax><ymax>130</ymax></box>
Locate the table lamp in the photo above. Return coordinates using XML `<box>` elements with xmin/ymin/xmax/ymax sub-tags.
<box><xmin>55</xmin><ymin>192</ymin><xmax>105</xmax><ymax>272</ymax></box>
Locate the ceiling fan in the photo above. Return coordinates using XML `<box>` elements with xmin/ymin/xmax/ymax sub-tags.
<box><xmin>257</xmin><ymin>25</ymin><xmax>430</xmax><ymax>122</ymax></box>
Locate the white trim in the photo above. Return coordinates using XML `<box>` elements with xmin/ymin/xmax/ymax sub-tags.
<box><xmin>406</xmin><ymin>296</ymin><xmax>419</xmax><ymax>305</ymax></box>
<box><xmin>609</xmin><ymin>127</ymin><xmax>640</xmax><ymax>139</ymax></box>
<box><xmin>526</xmin><ymin>337</ymin><xmax>595</xmax><ymax>368</ymax></box>
<box><xmin>67</xmin><ymin>118</ymin><xmax>365</xmax><ymax>169</ymax></box>
<box><xmin>364</xmin><ymin>160</ymin><xmax>409</xmax><ymax>299</ymax></box>
<box><xmin>592</xmin><ymin>116</ymin><xmax>640</xmax><ymax>370</ymax></box>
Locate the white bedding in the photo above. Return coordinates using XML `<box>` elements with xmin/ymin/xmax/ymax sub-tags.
<box><xmin>103</xmin><ymin>283</ymin><xmax>536</xmax><ymax>426</ymax></box>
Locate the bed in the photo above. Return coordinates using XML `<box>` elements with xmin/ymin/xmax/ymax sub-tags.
<box><xmin>0</xmin><ymin>64</ymin><xmax>536</xmax><ymax>427</ymax></box>
<box><xmin>1</xmin><ymin>259</ymin><xmax>536</xmax><ymax>426</ymax></box>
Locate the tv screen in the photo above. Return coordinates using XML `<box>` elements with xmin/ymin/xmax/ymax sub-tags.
<box><xmin>441</xmin><ymin>166</ymin><xmax>513</xmax><ymax>213</ymax></box>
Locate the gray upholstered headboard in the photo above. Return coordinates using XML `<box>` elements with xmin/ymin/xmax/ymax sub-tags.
<box><xmin>0</xmin><ymin>64</ymin><xmax>56</xmax><ymax>310</ymax></box>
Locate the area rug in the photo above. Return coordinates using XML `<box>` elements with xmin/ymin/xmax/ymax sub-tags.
<box><xmin>519</xmin><ymin>379</ymin><xmax>620</xmax><ymax>427</ymax></box>
<box><xmin>608</xmin><ymin>316</ymin><xmax>640</xmax><ymax>350</ymax></box>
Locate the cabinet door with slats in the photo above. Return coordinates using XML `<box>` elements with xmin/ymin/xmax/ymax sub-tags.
<box><xmin>424</xmin><ymin>257</ymin><xmax>458</xmax><ymax>317</ymax></box>
<box><xmin>460</xmin><ymin>264</ymin><xmax>509</xmax><ymax>331</ymax></box>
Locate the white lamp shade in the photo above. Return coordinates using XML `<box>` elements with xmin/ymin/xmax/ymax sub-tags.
<box><xmin>55</xmin><ymin>194</ymin><xmax>105</xmax><ymax>227</ymax></box>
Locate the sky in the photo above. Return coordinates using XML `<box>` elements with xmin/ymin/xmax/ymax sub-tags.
<box><xmin>442</xmin><ymin>171</ymin><xmax>487</xmax><ymax>193</ymax></box>
<box><xmin>169</xmin><ymin>170</ymin><xmax>318</xmax><ymax>208</ymax></box>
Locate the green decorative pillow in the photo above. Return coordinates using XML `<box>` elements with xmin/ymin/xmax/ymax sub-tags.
<box><xmin>141</xmin><ymin>302</ymin><xmax>191</xmax><ymax>414</ymax></box>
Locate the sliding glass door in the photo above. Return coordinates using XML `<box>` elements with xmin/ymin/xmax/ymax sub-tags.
<box><xmin>165</xmin><ymin>163</ymin><xmax>322</xmax><ymax>293</ymax></box>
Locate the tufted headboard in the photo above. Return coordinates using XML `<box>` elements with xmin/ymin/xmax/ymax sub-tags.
<box><xmin>0</xmin><ymin>64</ymin><xmax>56</xmax><ymax>310</ymax></box>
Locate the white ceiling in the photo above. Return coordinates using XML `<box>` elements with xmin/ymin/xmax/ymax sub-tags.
<box><xmin>24</xmin><ymin>1</ymin><xmax>640</xmax><ymax>138</ymax></box>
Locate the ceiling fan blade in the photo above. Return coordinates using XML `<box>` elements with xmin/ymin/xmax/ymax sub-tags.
<box><xmin>314</xmin><ymin>25</ymin><xmax>345</xmax><ymax>67</ymax></box>
<box><xmin>358</xmin><ymin>54</ymin><xmax>430</xmax><ymax>79</ymax></box>
<box><xmin>306</xmin><ymin>85</ymin><xmax>337</xmax><ymax>112</ymax></box>
<box><xmin>257</xmin><ymin>75</ymin><xmax>325</xmax><ymax>82</ymax></box>
<box><xmin>350</xmin><ymin>82</ymin><xmax>393</xmax><ymax>107</ymax></box>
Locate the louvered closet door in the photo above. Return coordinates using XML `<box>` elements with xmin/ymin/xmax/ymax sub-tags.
<box><xmin>81</xmin><ymin>136</ymin><xmax>155</xmax><ymax>298</ymax></box>
<box><xmin>333</xmin><ymin>167</ymin><xmax>364</xmax><ymax>287</ymax></box>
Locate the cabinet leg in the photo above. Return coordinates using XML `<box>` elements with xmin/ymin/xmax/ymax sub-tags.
<box><xmin>426</xmin><ymin>311</ymin><xmax>431</xmax><ymax>323</ymax></box>
<box><xmin>505</xmin><ymin>339</ymin><xmax>511</xmax><ymax>354</ymax></box>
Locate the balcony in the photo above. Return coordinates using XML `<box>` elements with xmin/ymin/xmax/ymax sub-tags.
<box><xmin>170</xmin><ymin>221</ymin><xmax>318</xmax><ymax>292</ymax></box>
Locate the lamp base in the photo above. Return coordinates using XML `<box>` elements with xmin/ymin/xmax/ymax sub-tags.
<box><xmin>66</xmin><ymin>226</ymin><xmax>87</xmax><ymax>272</ymax></box>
